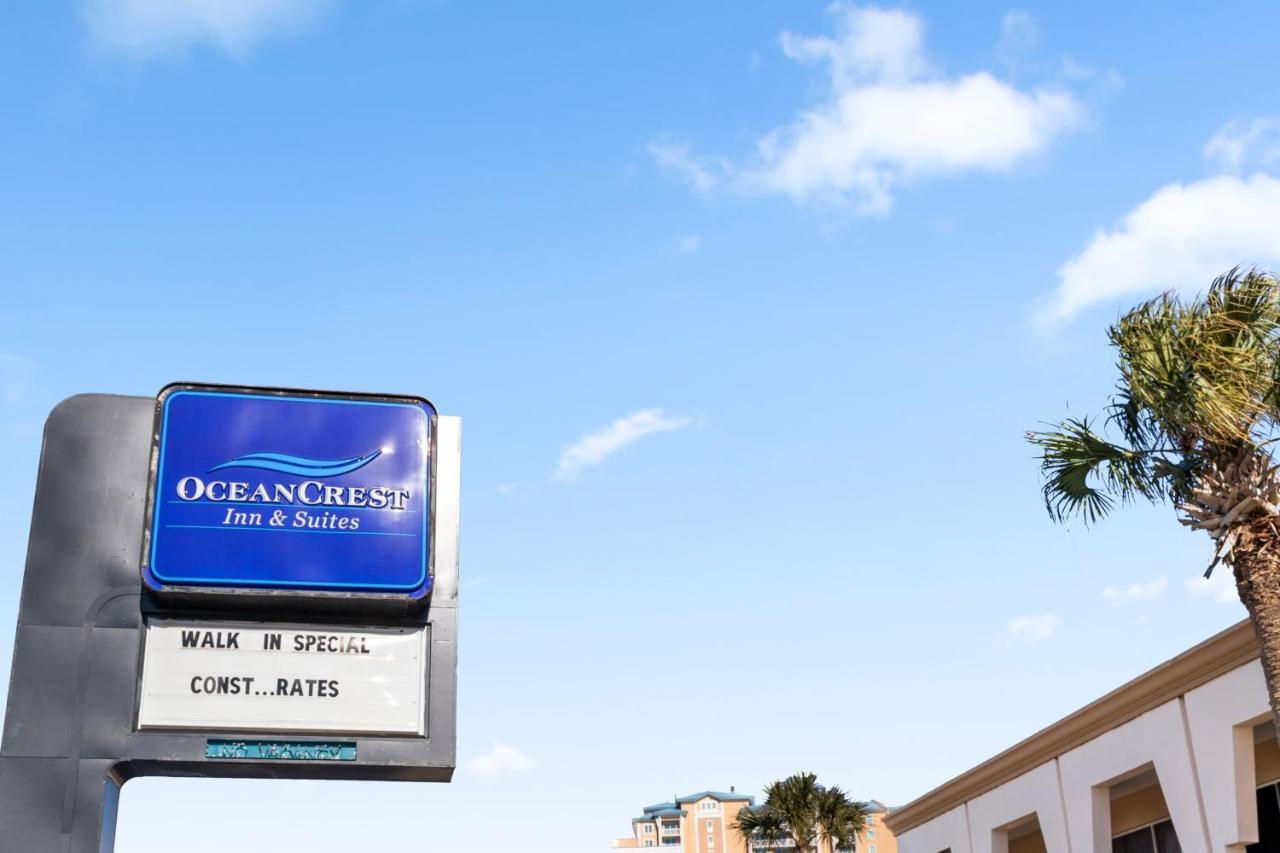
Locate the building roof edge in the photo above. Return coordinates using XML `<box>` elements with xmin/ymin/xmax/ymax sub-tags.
<box><xmin>884</xmin><ymin>619</ymin><xmax>1258</xmax><ymax>836</ymax></box>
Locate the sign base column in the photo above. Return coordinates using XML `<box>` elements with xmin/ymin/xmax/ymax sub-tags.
<box><xmin>0</xmin><ymin>756</ymin><xmax>121</xmax><ymax>853</ymax></box>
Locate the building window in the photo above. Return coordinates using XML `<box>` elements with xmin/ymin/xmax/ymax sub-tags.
<box><xmin>868</xmin><ymin>829</ymin><xmax>876</xmax><ymax>839</ymax></box>
<box><xmin>708</xmin><ymin>836</ymin><xmax>715</xmax><ymax>847</ymax></box>
<box><xmin>1112</xmin><ymin>819</ymin><xmax>1181</xmax><ymax>853</ymax></box>
<box><xmin>869</xmin><ymin>845</ymin><xmax>877</xmax><ymax>853</ymax></box>
<box><xmin>1247</xmin><ymin>781</ymin><xmax>1280</xmax><ymax>853</ymax></box>
<box><xmin>645</xmin><ymin>826</ymin><xmax>653</xmax><ymax>834</ymax></box>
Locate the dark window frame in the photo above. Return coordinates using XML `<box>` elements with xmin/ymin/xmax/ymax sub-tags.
<box><xmin>1112</xmin><ymin>818</ymin><xmax>1180</xmax><ymax>853</ymax></box>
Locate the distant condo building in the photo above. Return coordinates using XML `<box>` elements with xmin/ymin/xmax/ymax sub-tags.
<box><xmin>610</xmin><ymin>789</ymin><xmax>897</xmax><ymax>853</ymax></box>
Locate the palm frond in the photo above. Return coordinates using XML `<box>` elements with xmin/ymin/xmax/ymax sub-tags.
<box><xmin>1030</xmin><ymin>268</ymin><xmax>1280</xmax><ymax>552</ymax></box>
<box><xmin>733</xmin><ymin>806</ymin><xmax>787</xmax><ymax>846</ymax></box>
<box><xmin>816</xmin><ymin>786</ymin><xmax>866</xmax><ymax>853</ymax></box>
<box><xmin>1109</xmin><ymin>270</ymin><xmax>1280</xmax><ymax>447</ymax></box>
<box><xmin>1106</xmin><ymin>387</ymin><xmax>1159</xmax><ymax>450</ymax></box>
<box><xmin>1151</xmin><ymin>455</ymin><xmax>1197</xmax><ymax>503</ymax></box>
<box><xmin>1108</xmin><ymin>291</ymin><xmax>1202</xmax><ymax>443</ymax></box>
<box><xmin>1027</xmin><ymin>418</ymin><xmax>1157</xmax><ymax>524</ymax></box>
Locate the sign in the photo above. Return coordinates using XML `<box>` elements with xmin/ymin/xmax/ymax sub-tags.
<box><xmin>1</xmin><ymin>393</ymin><xmax>460</xmax><ymax>853</ymax></box>
<box><xmin>144</xmin><ymin>385</ymin><xmax>435</xmax><ymax>597</ymax></box>
<box><xmin>137</xmin><ymin>619</ymin><xmax>428</xmax><ymax>735</ymax></box>
<box><xmin>205</xmin><ymin>740</ymin><xmax>357</xmax><ymax>761</ymax></box>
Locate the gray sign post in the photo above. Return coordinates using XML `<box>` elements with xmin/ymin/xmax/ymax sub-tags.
<box><xmin>0</xmin><ymin>393</ymin><xmax>460</xmax><ymax>852</ymax></box>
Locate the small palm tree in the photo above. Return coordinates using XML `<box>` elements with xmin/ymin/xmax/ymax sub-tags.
<box><xmin>1028</xmin><ymin>268</ymin><xmax>1280</xmax><ymax>728</ymax></box>
<box><xmin>816</xmin><ymin>786</ymin><xmax>866</xmax><ymax>853</ymax></box>
<box><xmin>733</xmin><ymin>805</ymin><xmax>787</xmax><ymax>853</ymax></box>
<box><xmin>732</xmin><ymin>773</ymin><xmax>865</xmax><ymax>853</ymax></box>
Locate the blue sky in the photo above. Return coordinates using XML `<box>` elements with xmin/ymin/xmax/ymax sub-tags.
<box><xmin>2</xmin><ymin>2</ymin><xmax>1278</xmax><ymax>851</ymax></box>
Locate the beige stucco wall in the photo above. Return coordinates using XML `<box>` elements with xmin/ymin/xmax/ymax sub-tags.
<box><xmin>1008</xmin><ymin>829</ymin><xmax>1047</xmax><ymax>853</ymax></box>
<box><xmin>680</xmin><ymin>797</ymin><xmax>745</xmax><ymax>853</ymax></box>
<box><xmin>1110</xmin><ymin>785</ymin><xmax>1170</xmax><ymax>837</ymax></box>
<box><xmin>722</xmin><ymin>800</ymin><xmax>750</xmax><ymax>853</ymax></box>
<box><xmin>1257</xmin><ymin>736</ymin><xmax>1280</xmax><ymax>786</ymax></box>
<box><xmin>894</xmin><ymin>654</ymin><xmax>1277</xmax><ymax>853</ymax></box>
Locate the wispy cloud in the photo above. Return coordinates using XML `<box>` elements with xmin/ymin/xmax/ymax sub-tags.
<box><xmin>466</xmin><ymin>742</ymin><xmax>535</xmax><ymax>778</ymax></box>
<box><xmin>996</xmin><ymin>11</ymin><xmax>1038</xmax><ymax>70</ymax></box>
<box><xmin>650</xmin><ymin>4</ymin><xmax>1083</xmax><ymax>213</ymax></box>
<box><xmin>1102</xmin><ymin>577</ymin><xmax>1167</xmax><ymax>604</ymax></box>
<box><xmin>1038</xmin><ymin>118</ymin><xmax>1280</xmax><ymax>326</ymax></box>
<box><xmin>553</xmin><ymin>409</ymin><xmax>692</xmax><ymax>482</ymax></box>
<box><xmin>677</xmin><ymin>234</ymin><xmax>702</xmax><ymax>254</ymax></box>
<box><xmin>82</xmin><ymin>0</ymin><xmax>335</xmax><ymax>57</ymax></box>
<box><xmin>648</xmin><ymin>140</ymin><xmax>720</xmax><ymax>195</ymax></box>
<box><xmin>1186</xmin><ymin>570</ymin><xmax>1240</xmax><ymax>605</ymax></box>
<box><xmin>1205</xmin><ymin>117</ymin><xmax>1280</xmax><ymax>173</ymax></box>
<box><xmin>1008</xmin><ymin>613</ymin><xmax>1060</xmax><ymax>641</ymax></box>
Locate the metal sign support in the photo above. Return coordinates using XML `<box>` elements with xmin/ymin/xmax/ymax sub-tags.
<box><xmin>0</xmin><ymin>394</ymin><xmax>461</xmax><ymax>852</ymax></box>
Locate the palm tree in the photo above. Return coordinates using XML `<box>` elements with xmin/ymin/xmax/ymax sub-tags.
<box><xmin>733</xmin><ymin>805</ymin><xmax>788</xmax><ymax>853</ymax></box>
<box><xmin>1028</xmin><ymin>268</ymin><xmax>1280</xmax><ymax>729</ymax></box>
<box><xmin>816</xmin><ymin>786</ymin><xmax>866</xmax><ymax>853</ymax></box>
<box><xmin>732</xmin><ymin>773</ymin><xmax>865</xmax><ymax>853</ymax></box>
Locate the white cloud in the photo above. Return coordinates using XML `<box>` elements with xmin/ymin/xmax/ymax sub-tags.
<box><xmin>83</xmin><ymin>0</ymin><xmax>334</xmax><ymax>57</ymax></box>
<box><xmin>678</xmin><ymin>234</ymin><xmax>702</xmax><ymax>254</ymax></box>
<box><xmin>1186</xmin><ymin>569</ymin><xmax>1240</xmax><ymax>605</ymax></box>
<box><xmin>553</xmin><ymin>409</ymin><xmax>692</xmax><ymax>482</ymax></box>
<box><xmin>1008</xmin><ymin>613</ymin><xmax>1060</xmax><ymax>641</ymax></box>
<box><xmin>1102</xmin><ymin>577</ymin><xmax>1167</xmax><ymax>604</ymax></box>
<box><xmin>651</xmin><ymin>4</ymin><xmax>1084</xmax><ymax>213</ymax></box>
<box><xmin>780</xmin><ymin>5</ymin><xmax>929</xmax><ymax>88</ymax></box>
<box><xmin>466</xmin><ymin>742</ymin><xmax>535</xmax><ymax>778</ymax></box>
<box><xmin>1205</xmin><ymin>117</ymin><xmax>1280</xmax><ymax>173</ymax></box>
<box><xmin>1040</xmin><ymin>173</ymin><xmax>1280</xmax><ymax>324</ymax></box>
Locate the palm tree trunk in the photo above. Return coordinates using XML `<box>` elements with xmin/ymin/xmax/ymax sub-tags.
<box><xmin>1232</xmin><ymin>517</ymin><xmax>1280</xmax><ymax>732</ymax></box>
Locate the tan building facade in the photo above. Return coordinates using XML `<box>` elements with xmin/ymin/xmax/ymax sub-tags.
<box><xmin>613</xmin><ymin>790</ymin><xmax>756</xmax><ymax>853</ymax></box>
<box><xmin>611</xmin><ymin>790</ymin><xmax>898</xmax><ymax>853</ymax></box>
<box><xmin>885</xmin><ymin>619</ymin><xmax>1279</xmax><ymax>853</ymax></box>
<box><xmin>863</xmin><ymin>802</ymin><xmax>898</xmax><ymax>853</ymax></box>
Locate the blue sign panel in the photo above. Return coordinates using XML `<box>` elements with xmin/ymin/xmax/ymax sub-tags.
<box><xmin>145</xmin><ymin>387</ymin><xmax>434</xmax><ymax>597</ymax></box>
